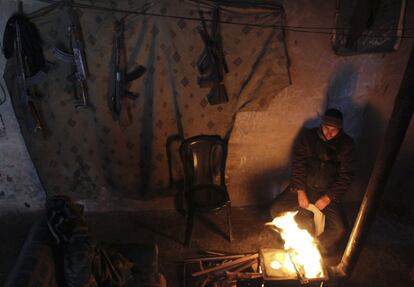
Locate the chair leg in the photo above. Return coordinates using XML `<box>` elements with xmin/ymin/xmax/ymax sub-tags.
<box><xmin>226</xmin><ymin>204</ymin><xmax>232</xmax><ymax>242</ymax></box>
<box><xmin>185</xmin><ymin>211</ymin><xmax>194</xmax><ymax>247</ymax></box>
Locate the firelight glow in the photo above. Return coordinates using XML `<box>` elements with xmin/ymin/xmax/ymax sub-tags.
<box><xmin>270</xmin><ymin>211</ymin><xmax>324</xmax><ymax>279</ymax></box>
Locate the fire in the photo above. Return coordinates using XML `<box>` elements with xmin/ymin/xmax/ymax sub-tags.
<box><xmin>269</xmin><ymin>211</ymin><xmax>324</xmax><ymax>279</ymax></box>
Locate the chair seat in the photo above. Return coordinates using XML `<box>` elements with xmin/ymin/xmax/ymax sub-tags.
<box><xmin>188</xmin><ymin>184</ymin><xmax>229</xmax><ymax>212</ymax></box>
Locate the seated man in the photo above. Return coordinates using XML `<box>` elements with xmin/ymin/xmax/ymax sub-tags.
<box><xmin>270</xmin><ymin>108</ymin><xmax>355</xmax><ymax>254</ymax></box>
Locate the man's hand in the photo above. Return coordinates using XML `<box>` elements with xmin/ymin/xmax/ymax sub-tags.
<box><xmin>297</xmin><ymin>189</ymin><xmax>309</xmax><ymax>209</ymax></box>
<box><xmin>315</xmin><ymin>195</ymin><xmax>331</xmax><ymax>210</ymax></box>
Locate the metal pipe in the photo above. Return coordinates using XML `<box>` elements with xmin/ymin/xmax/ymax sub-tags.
<box><xmin>331</xmin><ymin>46</ymin><xmax>414</xmax><ymax>278</ymax></box>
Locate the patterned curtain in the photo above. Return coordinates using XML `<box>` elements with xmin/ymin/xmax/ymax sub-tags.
<box><xmin>4</xmin><ymin>0</ymin><xmax>290</xmax><ymax>199</ymax></box>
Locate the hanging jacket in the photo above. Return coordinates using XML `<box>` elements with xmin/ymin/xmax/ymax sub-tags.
<box><xmin>290</xmin><ymin>127</ymin><xmax>355</xmax><ymax>202</ymax></box>
<box><xmin>2</xmin><ymin>13</ymin><xmax>46</xmax><ymax>76</ymax></box>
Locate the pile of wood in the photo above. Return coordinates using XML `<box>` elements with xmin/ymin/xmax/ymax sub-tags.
<box><xmin>182</xmin><ymin>250</ymin><xmax>262</xmax><ymax>287</ymax></box>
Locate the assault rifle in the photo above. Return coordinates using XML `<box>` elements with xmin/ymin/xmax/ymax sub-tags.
<box><xmin>53</xmin><ymin>0</ymin><xmax>90</xmax><ymax>109</ymax></box>
<box><xmin>14</xmin><ymin>17</ymin><xmax>46</xmax><ymax>136</ymax></box>
<box><xmin>110</xmin><ymin>19</ymin><xmax>146</xmax><ymax>125</ymax></box>
<box><xmin>197</xmin><ymin>7</ymin><xmax>229</xmax><ymax>105</ymax></box>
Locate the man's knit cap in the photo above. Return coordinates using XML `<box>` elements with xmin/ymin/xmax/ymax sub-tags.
<box><xmin>321</xmin><ymin>108</ymin><xmax>343</xmax><ymax>128</ymax></box>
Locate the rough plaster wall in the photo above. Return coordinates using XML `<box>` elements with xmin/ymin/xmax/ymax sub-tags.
<box><xmin>0</xmin><ymin>0</ymin><xmax>46</xmax><ymax>214</ymax></box>
<box><xmin>227</xmin><ymin>0</ymin><xmax>414</xmax><ymax>207</ymax></box>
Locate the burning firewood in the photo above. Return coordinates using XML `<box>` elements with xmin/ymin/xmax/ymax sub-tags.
<box><xmin>182</xmin><ymin>219</ymin><xmax>330</xmax><ymax>287</ymax></box>
<box><xmin>259</xmin><ymin>211</ymin><xmax>329</xmax><ymax>286</ymax></box>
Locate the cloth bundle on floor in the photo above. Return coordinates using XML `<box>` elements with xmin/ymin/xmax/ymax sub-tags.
<box><xmin>46</xmin><ymin>195</ymin><xmax>133</xmax><ymax>287</ymax></box>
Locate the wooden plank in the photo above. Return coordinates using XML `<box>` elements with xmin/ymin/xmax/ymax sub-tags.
<box><xmin>192</xmin><ymin>253</ymin><xmax>259</xmax><ymax>277</ymax></box>
<box><xmin>184</xmin><ymin>254</ymin><xmax>250</xmax><ymax>263</ymax></box>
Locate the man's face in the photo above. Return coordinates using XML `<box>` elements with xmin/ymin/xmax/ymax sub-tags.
<box><xmin>321</xmin><ymin>124</ymin><xmax>340</xmax><ymax>141</ymax></box>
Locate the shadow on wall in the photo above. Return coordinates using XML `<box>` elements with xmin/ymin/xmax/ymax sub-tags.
<box><xmin>347</xmin><ymin>103</ymin><xmax>385</xmax><ymax>202</ymax></box>
<box><xmin>370</xmin><ymin>110</ymin><xmax>414</xmax><ymax>220</ymax></box>
<box><xmin>322</xmin><ymin>64</ymin><xmax>363</xmax><ymax>141</ymax></box>
<box><xmin>350</xmin><ymin>95</ymin><xmax>414</xmax><ymax>220</ymax></box>
<box><xmin>323</xmin><ymin>63</ymin><xmax>414</xmax><ymax>211</ymax></box>
<box><xmin>247</xmin><ymin>165</ymin><xmax>291</xmax><ymax>205</ymax></box>
<box><xmin>246</xmin><ymin>63</ymin><xmax>387</xmax><ymax>206</ymax></box>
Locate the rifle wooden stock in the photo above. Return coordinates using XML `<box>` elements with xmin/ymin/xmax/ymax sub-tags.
<box><xmin>28</xmin><ymin>100</ymin><xmax>47</xmax><ymax>138</ymax></box>
<box><xmin>14</xmin><ymin>16</ymin><xmax>47</xmax><ymax>134</ymax></box>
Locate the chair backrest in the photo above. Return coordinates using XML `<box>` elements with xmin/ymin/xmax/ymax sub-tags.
<box><xmin>179</xmin><ymin>135</ymin><xmax>226</xmax><ymax>189</ymax></box>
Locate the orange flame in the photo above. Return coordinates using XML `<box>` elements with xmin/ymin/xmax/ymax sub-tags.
<box><xmin>269</xmin><ymin>211</ymin><xmax>324</xmax><ymax>279</ymax></box>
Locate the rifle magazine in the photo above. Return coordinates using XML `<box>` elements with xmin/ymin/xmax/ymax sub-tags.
<box><xmin>25</xmin><ymin>70</ymin><xmax>47</xmax><ymax>87</ymax></box>
<box><xmin>52</xmin><ymin>47</ymin><xmax>74</xmax><ymax>63</ymax></box>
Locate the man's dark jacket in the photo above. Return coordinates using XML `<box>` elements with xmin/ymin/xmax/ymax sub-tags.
<box><xmin>290</xmin><ymin>127</ymin><xmax>355</xmax><ymax>202</ymax></box>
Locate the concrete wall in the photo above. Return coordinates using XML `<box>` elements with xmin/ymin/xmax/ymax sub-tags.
<box><xmin>227</xmin><ymin>0</ymin><xmax>414</xmax><ymax>209</ymax></box>
<box><xmin>0</xmin><ymin>0</ymin><xmax>46</xmax><ymax>214</ymax></box>
<box><xmin>1</xmin><ymin>0</ymin><xmax>413</xmax><ymax>214</ymax></box>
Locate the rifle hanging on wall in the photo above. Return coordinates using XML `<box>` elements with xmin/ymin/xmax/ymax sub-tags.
<box><xmin>2</xmin><ymin>5</ymin><xmax>48</xmax><ymax>137</ymax></box>
<box><xmin>109</xmin><ymin>18</ymin><xmax>146</xmax><ymax>126</ymax></box>
<box><xmin>197</xmin><ymin>6</ymin><xmax>229</xmax><ymax>105</ymax></box>
<box><xmin>15</xmin><ymin>17</ymin><xmax>46</xmax><ymax>135</ymax></box>
<box><xmin>53</xmin><ymin>0</ymin><xmax>91</xmax><ymax>109</ymax></box>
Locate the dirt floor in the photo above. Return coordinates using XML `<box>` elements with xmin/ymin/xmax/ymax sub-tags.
<box><xmin>1</xmin><ymin>204</ymin><xmax>414</xmax><ymax>287</ymax></box>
